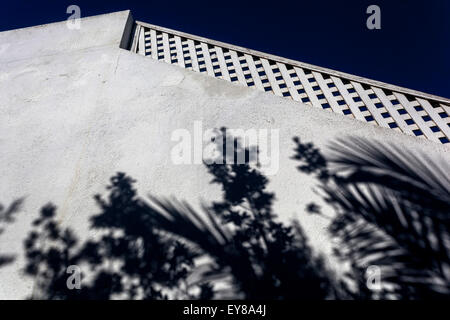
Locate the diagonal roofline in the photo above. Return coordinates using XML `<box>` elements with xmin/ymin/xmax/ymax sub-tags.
<box><xmin>130</xmin><ymin>19</ymin><xmax>449</xmax><ymax>144</ymax></box>
<box><xmin>134</xmin><ymin>20</ymin><xmax>449</xmax><ymax>104</ymax></box>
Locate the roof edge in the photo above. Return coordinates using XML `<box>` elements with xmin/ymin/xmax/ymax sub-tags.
<box><xmin>135</xmin><ymin>20</ymin><xmax>449</xmax><ymax>104</ymax></box>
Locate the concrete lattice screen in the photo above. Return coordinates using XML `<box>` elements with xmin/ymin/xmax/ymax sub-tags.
<box><xmin>130</xmin><ymin>21</ymin><xmax>450</xmax><ymax>144</ymax></box>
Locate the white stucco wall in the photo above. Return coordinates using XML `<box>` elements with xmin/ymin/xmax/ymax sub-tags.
<box><xmin>0</xmin><ymin>11</ymin><xmax>448</xmax><ymax>299</ymax></box>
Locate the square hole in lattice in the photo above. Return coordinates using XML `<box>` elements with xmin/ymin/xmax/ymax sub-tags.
<box><xmin>283</xmin><ymin>92</ymin><xmax>291</xmax><ymax>97</ymax></box>
<box><xmin>405</xmin><ymin>94</ymin><xmax>416</xmax><ymax>102</ymax></box>
<box><xmin>304</xmin><ymin>69</ymin><xmax>312</xmax><ymax>75</ymax></box>
<box><xmin>327</xmin><ymin>83</ymin><xmax>336</xmax><ymax>88</ymax></box>
<box><xmin>368</xmin><ymin>93</ymin><xmax>377</xmax><ymax>99</ymax></box>
<box><xmin>332</xmin><ymin>91</ymin><xmax>340</xmax><ymax>96</ymax></box>
<box><xmin>242</xmin><ymin>66</ymin><xmax>249</xmax><ymax>71</ymax></box>
<box><xmin>430</xmin><ymin>101</ymin><xmax>442</xmax><ymax>108</ymax></box>
<box><xmin>337</xmin><ymin>100</ymin><xmax>346</xmax><ymax>105</ymax></box>
<box><xmin>398</xmin><ymin>109</ymin><xmax>407</xmax><ymax>115</ymax></box>
<box><xmin>261</xmin><ymin>78</ymin><xmax>269</xmax><ymax>84</ymax></box>
<box><xmin>293</xmin><ymin>80</ymin><xmax>301</xmax><ymax>86</ymax></box>
<box><xmin>226</xmin><ymin>62</ymin><xmax>233</xmax><ymax>67</ymax></box>
<box><xmin>391</xmin><ymin>99</ymin><xmax>400</xmax><ymax>105</ymax></box>
<box><xmin>276</xmin><ymin>76</ymin><xmax>283</xmax><ymax>81</ymax></box>
<box><xmin>353</xmin><ymin>96</ymin><xmax>362</xmax><ymax>102</ymax></box>
<box><xmin>312</xmin><ymin>86</ymin><xmax>320</xmax><ymax>91</ymax></box>
<box><xmin>322</xmin><ymin>103</ymin><xmax>330</xmax><ymax>109</ymax></box>
<box><xmin>414</xmin><ymin>106</ymin><xmax>424</xmax><ymax>111</ymax></box>
<box><xmin>273</xmin><ymin>68</ymin><xmax>280</xmax><ymax>73</ymax></box>
<box><xmin>302</xmin><ymin>97</ymin><xmax>310</xmax><ymax>103</ymax></box>
<box><xmin>185</xmin><ymin>63</ymin><xmax>192</xmax><ymax>68</ymax></box>
<box><xmin>439</xmin><ymin>112</ymin><xmax>448</xmax><ymax>118</ymax></box>
<box><xmin>430</xmin><ymin>126</ymin><xmax>440</xmax><ymax>132</ymax></box>
<box><xmin>362</xmin><ymin>83</ymin><xmax>371</xmax><ymax>90</ymax></box>
<box><xmin>297</xmin><ymin>88</ymin><xmax>305</xmax><ymax>94</ymax></box>
<box><xmin>381</xmin><ymin>112</ymin><xmax>390</xmax><ymax>118</ymax></box>
<box><xmin>342</xmin><ymin>79</ymin><xmax>350</xmax><ymax>85</ymax></box>
<box><xmin>258</xmin><ymin>71</ymin><xmax>266</xmax><ymax>76</ymax></box>
<box><xmin>248</xmin><ymin>82</ymin><xmax>255</xmax><ymax>86</ymax></box>
<box><xmin>308</xmin><ymin>78</ymin><xmax>315</xmax><ymax>83</ymax></box>
<box><xmin>359</xmin><ymin>106</ymin><xmax>368</xmax><ymax>111</ymax></box>
<box><xmin>264</xmin><ymin>86</ymin><xmax>272</xmax><ymax>92</ymax></box>
<box><xmin>388</xmin><ymin>122</ymin><xmax>398</xmax><ymax>128</ymax></box>
<box><xmin>230</xmin><ymin>77</ymin><xmax>238</xmax><ymax>82</ymax></box>
<box><xmin>422</xmin><ymin>115</ymin><xmax>431</xmax><ymax>121</ymax></box>
<box><xmin>322</xmin><ymin>74</ymin><xmax>331</xmax><ymax>79</ymax></box>
<box><xmin>439</xmin><ymin>137</ymin><xmax>449</xmax><ymax>144</ymax></box>
<box><xmin>199</xmin><ymin>68</ymin><xmax>207</xmax><ymax>72</ymax></box>
<box><xmin>375</xmin><ymin>103</ymin><xmax>383</xmax><ymax>108</ymax></box>
<box><xmin>365</xmin><ymin>115</ymin><xmax>375</xmax><ymax>122</ymax></box>
<box><xmin>382</xmin><ymin>88</ymin><xmax>393</xmax><ymax>96</ymax></box>
<box><xmin>348</xmin><ymin>88</ymin><xmax>356</xmax><ymax>93</ymax></box>
<box><xmin>279</xmin><ymin>83</ymin><xmax>287</xmax><ymax>89</ymax></box>
<box><xmin>343</xmin><ymin>109</ymin><xmax>352</xmax><ymax>115</ymax></box>
<box><xmin>317</xmin><ymin>94</ymin><xmax>325</xmax><ymax>99</ymax></box>
<box><xmin>413</xmin><ymin>129</ymin><xmax>423</xmax><ymax>136</ymax></box>
<box><xmin>245</xmin><ymin>74</ymin><xmax>252</xmax><ymax>79</ymax></box>
<box><xmin>405</xmin><ymin>119</ymin><xmax>414</xmax><ymax>125</ymax></box>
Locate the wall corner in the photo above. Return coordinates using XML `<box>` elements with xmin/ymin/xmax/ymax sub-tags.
<box><xmin>119</xmin><ymin>10</ymin><xmax>135</xmax><ymax>50</ymax></box>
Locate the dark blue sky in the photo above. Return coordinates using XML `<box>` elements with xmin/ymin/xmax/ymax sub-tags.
<box><xmin>1</xmin><ymin>0</ymin><xmax>449</xmax><ymax>98</ymax></box>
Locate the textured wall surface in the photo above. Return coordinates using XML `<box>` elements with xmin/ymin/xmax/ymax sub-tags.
<box><xmin>0</xmin><ymin>11</ymin><xmax>448</xmax><ymax>299</ymax></box>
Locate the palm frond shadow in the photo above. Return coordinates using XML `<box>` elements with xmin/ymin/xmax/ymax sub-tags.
<box><xmin>328</xmin><ymin>137</ymin><xmax>450</xmax><ymax>219</ymax></box>
<box><xmin>293</xmin><ymin>136</ymin><xmax>450</xmax><ymax>299</ymax></box>
<box><xmin>146</xmin><ymin>197</ymin><xmax>232</xmax><ymax>253</ymax></box>
<box><xmin>146</xmin><ymin>128</ymin><xmax>338</xmax><ymax>299</ymax></box>
<box><xmin>16</xmin><ymin>129</ymin><xmax>449</xmax><ymax>300</ymax></box>
<box><xmin>21</xmin><ymin>128</ymin><xmax>340</xmax><ymax>300</ymax></box>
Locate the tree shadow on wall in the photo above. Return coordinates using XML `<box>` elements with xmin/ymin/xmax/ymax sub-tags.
<box><xmin>148</xmin><ymin>128</ymin><xmax>340</xmax><ymax>299</ymax></box>
<box><xmin>292</xmin><ymin>136</ymin><xmax>450</xmax><ymax>299</ymax></box>
<box><xmin>24</xmin><ymin>174</ymin><xmax>199</xmax><ymax>299</ymax></box>
<box><xmin>20</xmin><ymin>129</ymin><xmax>450</xmax><ymax>300</ymax></box>
<box><xmin>22</xmin><ymin>128</ymin><xmax>340</xmax><ymax>300</ymax></box>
